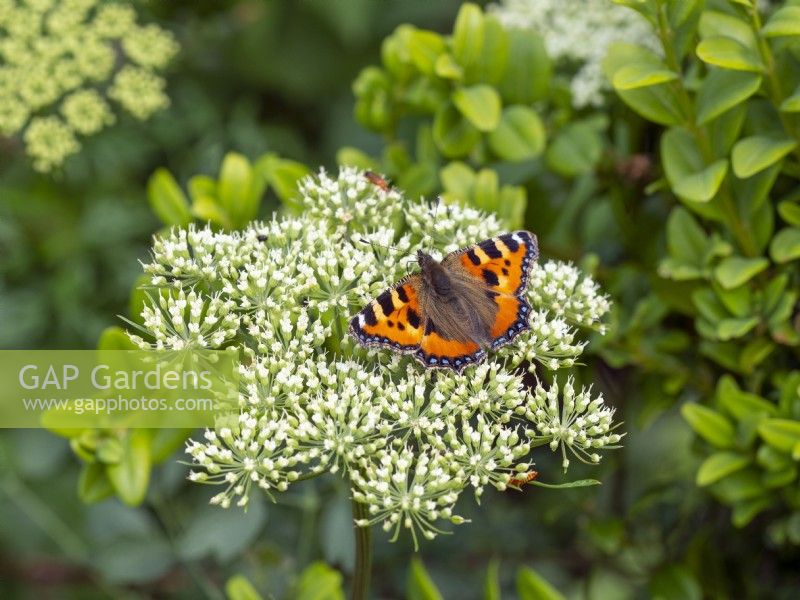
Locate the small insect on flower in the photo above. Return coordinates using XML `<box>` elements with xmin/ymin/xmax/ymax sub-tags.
<box><xmin>364</xmin><ymin>170</ymin><xmax>391</xmax><ymax>192</ymax></box>
<box><xmin>509</xmin><ymin>470</ymin><xmax>539</xmax><ymax>487</ymax></box>
<box><xmin>350</xmin><ymin>232</ymin><xmax>539</xmax><ymax>373</ymax></box>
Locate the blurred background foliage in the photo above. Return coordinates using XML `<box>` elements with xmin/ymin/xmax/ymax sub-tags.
<box><xmin>1</xmin><ymin>0</ymin><xmax>800</xmax><ymax>599</ymax></box>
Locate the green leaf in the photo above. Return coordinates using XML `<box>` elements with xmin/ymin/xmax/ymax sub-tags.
<box><xmin>758</xmin><ymin>419</ymin><xmax>800</xmax><ymax>453</ymax></box>
<box><xmin>488</xmin><ymin>106</ymin><xmax>545</xmax><ymax>161</ymax></box>
<box><xmin>408</xmin><ymin>558</ymin><xmax>443</xmax><ymax>600</ymax></box>
<box><xmin>699</xmin><ymin>10</ymin><xmax>757</xmax><ymax>48</ymax></box>
<box><xmin>474</xmin><ymin>15</ymin><xmax>510</xmax><ymax>85</ymax></box>
<box><xmin>770</xmin><ymin>227</ymin><xmax>800</xmax><ymax>263</ymax></box>
<box><xmin>666</xmin><ymin>207</ymin><xmax>709</xmax><ymax>264</ymax></box>
<box><xmin>716</xmin><ymin>375</ymin><xmax>777</xmax><ymax>420</ymax></box>
<box><xmin>732</xmin><ymin>496</ymin><xmax>773</xmax><ymax>527</ymax></box>
<box><xmin>780</xmin><ymin>85</ymin><xmax>800</xmax><ymax>112</ymax></box>
<box><xmin>78</xmin><ymin>462</ymin><xmax>114</xmax><ymax>503</ymax></box>
<box><xmin>604</xmin><ymin>43</ymin><xmax>684</xmax><ymax>125</ymax></box>
<box><xmin>97</xmin><ymin>326</ymin><xmax>136</xmax><ymax>351</ymax></box>
<box><xmin>681</xmin><ymin>403</ymin><xmax>736</xmax><ymax>448</ymax></box>
<box><xmin>179</xmin><ymin>500</ymin><xmax>267</xmax><ymax>562</ymax></box>
<box><xmin>452</xmin><ymin>3</ymin><xmax>485</xmax><ymax>78</ymax></box>
<box><xmin>295</xmin><ymin>562</ymin><xmax>345</xmax><ymax>600</ymax></box>
<box><xmin>440</xmin><ymin>161</ymin><xmax>476</xmax><ymax>199</ymax></box>
<box><xmin>696</xmin><ymin>70</ymin><xmax>761</xmax><ymax>125</ymax></box>
<box><xmin>484</xmin><ymin>560</ymin><xmax>501</xmax><ymax>600</ymax></box>
<box><xmin>225</xmin><ymin>575</ymin><xmax>264</xmax><ymax>600</ymax></box>
<box><xmin>661</xmin><ymin>127</ymin><xmax>728</xmax><ymax>202</ymax></box>
<box><xmin>778</xmin><ymin>200</ymin><xmax>800</xmax><ymax>225</ymax></box>
<box><xmin>517</xmin><ymin>567</ymin><xmax>566</xmax><ymax>600</ymax></box>
<box><xmin>106</xmin><ymin>430</ymin><xmax>152</xmax><ymax>506</ymax></box>
<box><xmin>696</xmin><ymin>36</ymin><xmax>764</xmax><ymax>72</ymax></box>
<box><xmin>650</xmin><ymin>565</ymin><xmax>702</xmax><ymax>600</ymax></box>
<box><xmin>452</xmin><ymin>85</ymin><xmax>502</xmax><ymax>132</ymax></box>
<box><xmin>432</xmin><ymin>103</ymin><xmax>481</xmax><ymax>157</ymax></box>
<box><xmin>713</xmin><ymin>256</ymin><xmax>769</xmax><ymax>289</ymax></box>
<box><xmin>716</xmin><ymin>316</ymin><xmax>759</xmax><ymax>340</ymax></box>
<box><xmin>732</xmin><ymin>136</ymin><xmax>797</xmax><ymax>178</ymax></box>
<box><xmin>147</xmin><ymin>168</ymin><xmax>191</xmax><ymax>227</ymax></box>
<box><xmin>545</xmin><ymin>121</ymin><xmax>603</xmax><ymax>177</ymax></box>
<box><xmin>498</xmin><ymin>29</ymin><xmax>550</xmax><ymax>103</ymax></box>
<box><xmin>612</xmin><ymin>63</ymin><xmax>678</xmax><ymax>90</ymax></box>
<box><xmin>435</xmin><ymin>53</ymin><xmax>463</xmax><ymax>80</ymax></box>
<box><xmin>696</xmin><ymin>452</ymin><xmax>751</xmax><ymax>486</ymax></box>
<box><xmin>528</xmin><ymin>479</ymin><xmax>601</xmax><ymax>489</ymax></box>
<box><xmin>762</xmin><ymin>6</ymin><xmax>800</xmax><ymax>37</ymax></box>
<box><xmin>218</xmin><ymin>153</ymin><xmax>258</xmax><ymax>228</ymax></box>
<box><xmin>408</xmin><ymin>29</ymin><xmax>446</xmax><ymax>75</ymax></box>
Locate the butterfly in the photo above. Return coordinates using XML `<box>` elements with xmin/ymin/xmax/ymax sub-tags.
<box><xmin>349</xmin><ymin>231</ymin><xmax>538</xmax><ymax>373</ymax></box>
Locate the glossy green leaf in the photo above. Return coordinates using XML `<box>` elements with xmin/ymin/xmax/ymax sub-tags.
<box><xmin>710</xmin><ymin>469</ymin><xmax>767</xmax><ymax>503</ymax></box>
<box><xmin>452</xmin><ymin>85</ymin><xmax>502</xmax><ymax>132</ymax></box>
<box><xmin>545</xmin><ymin>121</ymin><xmax>603</xmax><ymax>177</ymax></box>
<box><xmin>225</xmin><ymin>575</ymin><xmax>264</xmax><ymax>600</ymax></box>
<box><xmin>716</xmin><ymin>316</ymin><xmax>759</xmax><ymax>340</ymax></box>
<box><xmin>78</xmin><ymin>462</ymin><xmax>114</xmax><ymax>504</ymax></box>
<box><xmin>732</xmin><ymin>496</ymin><xmax>773</xmax><ymax>527</ymax></box>
<box><xmin>97</xmin><ymin>326</ymin><xmax>137</xmax><ymax>351</ymax></box>
<box><xmin>219</xmin><ymin>153</ymin><xmax>259</xmax><ymax>228</ymax></box>
<box><xmin>649</xmin><ymin>565</ymin><xmax>702</xmax><ymax>600</ymax></box>
<box><xmin>147</xmin><ymin>168</ymin><xmax>191</xmax><ymax>227</ymax></box>
<box><xmin>408</xmin><ymin>29</ymin><xmax>445</xmax><ymax>75</ymax></box>
<box><xmin>439</xmin><ymin>161</ymin><xmax>476</xmax><ymax>199</ymax></box>
<box><xmin>696</xmin><ymin>70</ymin><xmax>761</xmax><ymax>125</ymax></box>
<box><xmin>716</xmin><ymin>375</ymin><xmax>777</xmax><ymax>420</ymax></box>
<box><xmin>408</xmin><ymin>558</ymin><xmax>444</xmax><ymax>600</ymax></box>
<box><xmin>732</xmin><ymin>136</ymin><xmax>797</xmax><ymax>178</ymax></box>
<box><xmin>498</xmin><ymin>29</ymin><xmax>550</xmax><ymax>103</ymax></box>
<box><xmin>699</xmin><ymin>10</ymin><xmax>757</xmax><ymax>47</ymax></box>
<box><xmin>661</xmin><ymin>127</ymin><xmax>728</xmax><ymax>202</ymax></box>
<box><xmin>613</xmin><ymin>63</ymin><xmax>678</xmax><ymax>90</ymax></box>
<box><xmin>604</xmin><ymin>43</ymin><xmax>684</xmax><ymax>125</ymax></box>
<box><xmin>770</xmin><ymin>227</ymin><xmax>800</xmax><ymax>263</ymax></box>
<box><xmin>474</xmin><ymin>15</ymin><xmax>510</xmax><ymax>84</ymax></box>
<box><xmin>696</xmin><ymin>36</ymin><xmax>764</xmax><ymax>72</ymax></box>
<box><xmin>432</xmin><ymin>103</ymin><xmax>481</xmax><ymax>157</ymax></box>
<box><xmin>295</xmin><ymin>562</ymin><xmax>345</xmax><ymax>600</ymax></box>
<box><xmin>758</xmin><ymin>419</ymin><xmax>800</xmax><ymax>453</ymax></box>
<box><xmin>483</xmin><ymin>560</ymin><xmax>501</xmax><ymax>600</ymax></box>
<box><xmin>762</xmin><ymin>6</ymin><xmax>800</xmax><ymax>37</ymax></box>
<box><xmin>666</xmin><ymin>207</ymin><xmax>708</xmax><ymax>264</ymax></box>
<box><xmin>435</xmin><ymin>53</ymin><xmax>463</xmax><ymax>80</ymax></box>
<box><xmin>452</xmin><ymin>3</ymin><xmax>484</xmax><ymax>77</ymax></box>
<box><xmin>781</xmin><ymin>85</ymin><xmax>800</xmax><ymax>112</ymax></box>
<box><xmin>681</xmin><ymin>403</ymin><xmax>736</xmax><ymax>448</ymax></box>
<box><xmin>713</xmin><ymin>256</ymin><xmax>769</xmax><ymax>289</ymax></box>
<box><xmin>778</xmin><ymin>200</ymin><xmax>800</xmax><ymax>225</ymax></box>
<box><xmin>488</xmin><ymin>106</ymin><xmax>545</xmax><ymax>161</ymax></box>
<box><xmin>517</xmin><ymin>567</ymin><xmax>566</xmax><ymax>600</ymax></box>
<box><xmin>696</xmin><ymin>452</ymin><xmax>751</xmax><ymax>486</ymax></box>
<box><xmin>106</xmin><ymin>430</ymin><xmax>152</xmax><ymax>506</ymax></box>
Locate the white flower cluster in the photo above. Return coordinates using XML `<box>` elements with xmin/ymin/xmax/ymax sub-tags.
<box><xmin>134</xmin><ymin>166</ymin><xmax>617</xmax><ymax>546</ymax></box>
<box><xmin>520</xmin><ymin>377</ymin><xmax>623</xmax><ymax>472</ymax></box>
<box><xmin>0</xmin><ymin>0</ymin><xmax>177</xmax><ymax>171</ymax></box>
<box><xmin>489</xmin><ymin>0</ymin><xmax>659</xmax><ymax>108</ymax></box>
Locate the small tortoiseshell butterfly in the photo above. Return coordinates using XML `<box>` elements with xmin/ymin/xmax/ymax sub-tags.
<box><xmin>349</xmin><ymin>231</ymin><xmax>538</xmax><ymax>373</ymax></box>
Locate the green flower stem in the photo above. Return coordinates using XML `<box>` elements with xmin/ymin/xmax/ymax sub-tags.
<box><xmin>351</xmin><ymin>498</ymin><xmax>372</xmax><ymax>600</ymax></box>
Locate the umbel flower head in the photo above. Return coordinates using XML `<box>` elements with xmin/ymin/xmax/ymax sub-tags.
<box><xmin>0</xmin><ymin>0</ymin><xmax>177</xmax><ymax>171</ymax></box>
<box><xmin>132</xmin><ymin>167</ymin><xmax>620</xmax><ymax>547</ymax></box>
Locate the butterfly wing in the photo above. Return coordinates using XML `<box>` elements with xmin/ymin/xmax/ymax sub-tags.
<box><xmin>414</xmin><ymin>320</ymin><xmax>485</xmax><ymax>372</ymax></box>
<box><xmin>443</xmin><ymin>231</ymin><xmax>538</xmax><ymax>350</ymax></box>
<box><xmin>349</xmin><ymin>275</ymin><xmax>425</xmax><ymax>351</ymax></box>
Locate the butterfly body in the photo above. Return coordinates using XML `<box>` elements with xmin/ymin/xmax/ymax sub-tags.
<box><xmin>350</xmin><ymin>231</ymin><xmax>538</xmax><ymax>373</ymax></box>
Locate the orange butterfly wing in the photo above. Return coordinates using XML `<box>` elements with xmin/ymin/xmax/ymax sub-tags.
<box><xmin>414</xmin><ymin>325</ymin><xmax>485</xmax><ymax>372</ymax></box>
<box><xmin>349</xmin><ymin>275</ymin><xmax>425</xmax><ymax>351</ymax></box>
<box><xmin>445</xmin><ymin>231</ymin><xmax>538</xmax><ymax>350</ymax></box>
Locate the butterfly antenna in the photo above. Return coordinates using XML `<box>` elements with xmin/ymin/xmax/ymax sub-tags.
<box><xmin>358</xmin><ymin>237</ymin><xmax>397</xmax><ymax>252</ymax></box>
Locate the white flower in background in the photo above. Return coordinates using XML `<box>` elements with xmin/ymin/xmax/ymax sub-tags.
<box><xmin>0</xmin><ymin>0</ymin><xmax>178</xmax><ymax>171</ymax></box>
<box><xmin>132</xmin><ymin>167</ymin><xmax>618</xmax><ymax>547</ymax></box>
<box><xmin>489</xmin><ymin>0</ymin><xmax>659</xmax><ymax>108</ymax></box>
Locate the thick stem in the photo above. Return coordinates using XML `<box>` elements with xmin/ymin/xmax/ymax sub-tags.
<box><xmin>351</xmin><ymin>498</ymin><xmax>372</xmax><ymax>600</ymax></box>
